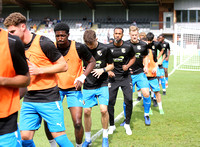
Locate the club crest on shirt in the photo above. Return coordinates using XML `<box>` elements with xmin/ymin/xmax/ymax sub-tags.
<box><xmin>97</xmin><ymin>50</ymin><xmax>102</xmax><ymax>56</ymax></box>
<box><xmin>137</xmin><ymin>45</ymin><xmax>141</xmax><ymax>50</ymax></box>
<box><xmin>163</xmin><ymin>44</ymin><xmax>166</xmax><ymax>47</ymax></box>
<box><xmin>111</xmin><ymin>49</ymin><xmax>114</xmax><ymax>52</ymax></box>
<box><xmin>152</xmin><ymin>45</ymin><xmax>155</xmax><ymax>49</ymax></box>
<box><xmin>121</xmin><ymin>48</ymin><xmax>126</xmax><ymax>53</ymax></box>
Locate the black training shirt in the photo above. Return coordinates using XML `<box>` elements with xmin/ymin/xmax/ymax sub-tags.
<box><xmin>83</xmin><ymin>42</ymin><xmax>113</xmax><ymax>89</ymax></box>
<box><xmin>127</xmin><ymin>40</ymin><xmax>148</xmax><ymax>75</ymax></box>
<box><xmin>107</xmin><ymin>41</ymin><xmax>135</xmax><ymax>81</ymax></box>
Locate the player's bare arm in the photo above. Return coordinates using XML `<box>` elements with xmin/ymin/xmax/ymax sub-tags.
<box><xmin>0</xmin><ymin>72</ymin><xmax>30</xmax><ymax>88</ymax></box>
<box><xmin>122</xmin><ymin>56</ymin><xmax>136</xmax><ymax>71</ymax></box>
<box><xmin>28</xmin><ymin>56</ymin><xmax>67</xmax><ymax>75</ymax></box>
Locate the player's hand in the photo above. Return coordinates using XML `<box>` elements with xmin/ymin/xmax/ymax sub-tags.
<box><xmin>143</xmin><ymin>66</ymin><xmax>148</xmax><ymax>74</ymax></box>
<box><xmin>165</xmin><ymin>57</ymin><xmax>169</xmax><ymax>61</ymax></box>
<box><xmin>122</xmin><ymin>65</ymin><xmax>129</xmax><ymax>71</ymax></box>
<box><xmin>91</xmin><ymin>68</ymin><xmax>104</xmax><ymax>79</ymax></box>
<box><xmin>74</xmin><ymin>74</ymin><xmax>86</xmax><ymax>90</ymax></box>
<box><xmin>158</xmin><ymin>61</ymin><xmax>162</xmax><ymax>65</ymax></box>
<box><xmin>152</xmin><ymin>67</ymin><xmax>157</xmax><ymax>74</ymax></box>
<box><xmin>27</xmin><ymin>60</ymin><xmax>41</xmax><ymax>75</ymax></box>
<box><xmin>108</xmin><ymin>71</ymin><xmax>115</xmax><ymax>78</ymax></box>
<box><xmin>83</xmin><ymin>66</ymin><xmax>86</xmax><ymax>72</ymax></box>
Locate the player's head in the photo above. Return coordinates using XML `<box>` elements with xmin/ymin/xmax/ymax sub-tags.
<box><xmin>4</xmin><ymin>12</ymin><xmax>27</xmax><ymax>39</ymax></box>
<box><xmin>83</xmin><ymin>29</ymin><xmax>98</xmax><ymax>49</ymax></box>
<box><xmin>113</xmin><ymin>27</ymin><xmax>123</xmax><ymax>44</ymax></box>
<box><xmin>54</xmin><ymin>23</ymin><xmax>70</xmax><ymax>46</ymax></box>
<box><xmin>146</xmin><ymin>32</ymin><xmax>154</xmax><ymax>44</ymax></box>
<box><xmin>129</xmin><ymin>25</ymin><xmax>139</xmax><ymax>43</ymax></box>
<box><xmin>158</xmin><ymin>34</ymin><xmax>165</xmax><ymax>42</ymax></box>
<box><xmin>139</xmin><ymin>32</ymin><xmax>146</xmax><ymax>40</ymax></box>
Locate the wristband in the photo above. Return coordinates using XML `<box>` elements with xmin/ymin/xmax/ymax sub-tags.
<box><xmin>74</xmin><ymin>74</ymin><xmax>86</xmax><ymax>84</ymax></box>
<box><xmin>103</xmin><ymin>68</ymin><xmax>106</xmax><ymax>72</ymax></box>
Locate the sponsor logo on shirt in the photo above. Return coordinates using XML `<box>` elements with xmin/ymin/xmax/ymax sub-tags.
<box><xmin>96</xmin><ymin>60</ymin><xmax>102</xmax><ymax>68</ymax></box>
<box><xmin>113</xmin><ymin>56</ymin><xmax>124</xmax><ymax>62</ymax></box>
<box><xmin>135</xmin><ymin>53</ymin><xmax>141</xmax><ymax>58</ymax></box>
<box><xmin>137</xmin><ymin>45</ymin><xmax>141</xmax><ymax>50</ymax></box>
<box><xmin>121</xmin><ymin>48</ymin><xmax>126</xmax><ymax>53</ymax></box>
<box><xmin>97</xmin><ymin>50</ymin><xmax>102</xmax><ymax>56</ymax></box>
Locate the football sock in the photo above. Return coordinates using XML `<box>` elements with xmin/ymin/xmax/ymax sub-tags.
<box><xmin>165</xmin><ymin>77</ymin><xmax>168</xmax><ymax>82</ymax></box>
<box><xmin>85</xmin><ymin>132</ymin><xmax>91</xmax><ymax>142</ymax></box>
<box><xmin>76</xmin><ymin>143</ymin><xmax>82</xmax><ymax>147</ymax></box>
<box><xmin>143</xmin><ymin>96</ymin><xmax>151</xmax><ymax>114</ymax></box>
<box><xmin>161</xmin><ymin>77</ymin><xmax>166</xmax><ymax>89</ymax></box>
<box><xmin>158</xmin><ymin>102</ymin><xmax>163</xmax><ymax>110</ymax></box>
<box><xmin>49</xmin><ymin>139</ymin><xmax>57</xmax><ymax>147</ymax></box>
<box><xmin>22</xmin><ymin>140</ymin><xmax>36</xmax><ymax>147</ymax></box>
<box><xmin>138</xmin><ymin>91</ymin><xmax>142</xmax><ymax>97</ymax></box>
<box><xmin>151</xmin><ymin>91</ymin><xmax>154</xmax><ymax>98</ymax></box>
<box><xmin>55</xmin><ymin>134</ymin><xmax>73</xmax><ymax>147</ymax></box>
<box><xmin>103</xmin><ymin>129</ymin><xmax>108</xmax><ymax>138</ymax></box>
<box><xmin>123</xmin><ymin>102</ymin><xmax>126</xmax><ymax>118</ymax></box>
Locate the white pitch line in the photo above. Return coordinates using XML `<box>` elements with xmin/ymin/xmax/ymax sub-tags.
<box><xmin>91</xmin><ymin>100</ymin><xmax>140</xmax><ymax>141</ymax></box>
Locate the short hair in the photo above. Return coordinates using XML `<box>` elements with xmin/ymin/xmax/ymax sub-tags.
<box><xmin>129</xmin><ymin>25</ymin><xmax>139</xmax><ymax>32</ymax></box>
<box><xmin>4</xmin><ymin>12</ymin><xmax>26</xmax><ymax>28</ymax></box>
<box><xmin>159</xmin><ymin>34</ymin><xmax>165</xmax><ymax>38</ymax></box>
<box><xmin>146</xmin><ymin>32</ymin><xmax>154</xmax><ymax>41</ymax></box>
<box><xmin>83</xmin><ymin>29</ymin><xmax>96</xmax><ymax>44</ymax></box>
<box><xmin>139</xmin><ymin>32</ymin><xmax>146</xmax><ymax>38</ymax></box>
<box><xmin>114</xmin><ymin>27</ymin><xmax>124</xmax><ymax>33</ymax></box>
<box><xmin>54</xmin><ymin>23</ymin><xmax>70</xmax><ymax>34</ymax></box>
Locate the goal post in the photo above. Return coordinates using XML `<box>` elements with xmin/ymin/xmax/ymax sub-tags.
<box><xmin>174</xmin><ymin>24</ymin><xmax>200</xmax><ymax>71</ymax></box>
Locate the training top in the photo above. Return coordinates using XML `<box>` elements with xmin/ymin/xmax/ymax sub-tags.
<box><xmin>146</xmin><ymin>41</ymin><xmax>162</xmax><ymax>79</ymax></box>
<box><xmin>107</xmin><ymin>41</ymin><xmax>135</xmax><ymax>81</ymax></box>
<box><xmin>56</xmin><ymin>40</ymin><xmax>92</xmax><ymax>91</ymax></box>
<box><xmin>0</xmin><ymin>29</ymin><xmax>28</xmax><ymax>118</ymax></box>
<box><xmin>83</xmin><ymin>42</ymin><xmax>113</xmax><ymax>89</ymax></box>
<box><xmin>24</xmin><ymin>33</ymin><xmax>62</xmax><ymax>102</ymax></box>
<box><xmin>160</xmin><ymin>41</ymin><xmax>170</xmax><ymax>58</ymax></box>
<box><xmin>126</xmin><ymin>40</ymin><xmax>148</xmax><ymax>75</ymax></box>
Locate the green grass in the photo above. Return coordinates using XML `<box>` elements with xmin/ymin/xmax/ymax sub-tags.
<box><xmin>20</xmin><ymin>56</ymin><xmax>200</xmax><ymax>146</ymax></box>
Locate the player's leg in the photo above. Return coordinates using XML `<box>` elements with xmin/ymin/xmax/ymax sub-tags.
<box><xmin>0</xmin><ymin>112</ymin><xmax>22</xmax><ymax>147</ymax></box>
<box><xmin>108</xmin><ymin>80</ymin><xmax>119</xmax><ymax>134</ymax></box>
<box><xmin>137</xmin><ymin>73</ymin><xmax>151</xmax><ymax>126</ymax></box>
<box><xmin>44</xmin><ymin>120</ymin><xmax>56</xmax><ymax>147</ymax></box>
<box><xmin>149</xmin><ymin>78</ymin><xmax>164</xmax><ymax>114</ymax></box>
<box><xmin>82</xmin><ymin>89</ymin><xmax>97</xmax><ymax>147</ymax></box>
<box><xmin>40</xmin><ymin>101</ymin><xmax>73</xmax><ymax>147</ymax></box>
<box><xmin>98</xmin><ymin>86</ymin><xmax>109</xmax><ymax>146</ymax></box>
<box><xmin>43</xmin><ymin>90</ymin><xmax>67</xmax><ymax>147</ymax></box>
<box><xmin>67</xmin><ymin>91</ymin><xmax>85</xmax><ymax>147</ymax></box>
<box><xmin>19</xmin><ymin>102</ymin><xmax>40</xmax><ymax>147</ymax></box>
<box><xmin>163</xmin><ymin>60</ymin><xmax>169</xmax><ymax>88</ymax></box>
<box><xmin>121</xmin><ymin>76</ymin><xmax>133</xmax><ymax>135</ymax></box>
<box><xmin>121</xmin><ymin>74</ymin><xmax>137</xmax><ymax>126</ymax></box>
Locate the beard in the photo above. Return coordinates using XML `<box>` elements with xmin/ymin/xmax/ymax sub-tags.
<box><xmin>114</xmin><ymin>38</ymin><xmax>122</xmax><ymax>44</ymax></box>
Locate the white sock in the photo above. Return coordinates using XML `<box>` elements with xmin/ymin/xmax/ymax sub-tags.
<box><xmin>103</xmin><ymin>129</ymin><xmax>108</xmax><ymax>138</ymax></box>
<box><xmin>163</xmin><ymin>89</ymin><xmax>166</xmax><ymax>92</ymax></box>
<box><xmin>138</xmin><ymin>91</ymin><xmax>142</xmax><ymax>97</ymax></box>
<box><xmin>85</xmin><ymin>132</ymin><xmax>91</xmax><ymax>142</ymax></box>
<box><xmin>158</xmin><ymin>102</ymin><xmax>163</xmax><ymax>110</ymax></box>
<box><xmin>76</xmin><ymin>143</ymin><xmax>82</xmax><ymax>147</ymax></box>
<box><xmin>49</xmin><ymin>139</ymin><xmax>57</xmax><ymax>147</ymax></box>
<box><xmin>144</xmin><ymin>113</ymin><xmax>149</xmax><ymax>116</ymax></box>
<box><xmin>151</xmin><ymin>91</ymin><xmax>154</xmax><ymax>98</ymax></box>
